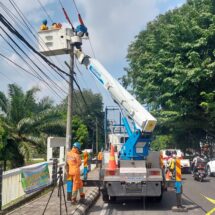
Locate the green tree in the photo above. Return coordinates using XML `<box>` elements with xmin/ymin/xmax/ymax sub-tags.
<box><xmin>0</xmin><ymin>84</ymin><xmax>104</xmax><ymax>169</ymax></box>
<box><xmin>151</xmin><ymin>135</ymin><xmax>173</xmax><ymax>151</ymax></box>
<box><xmin>72</xmin><ymin>116</ymin><xmax>88</xmax><ymax>146</ymax></box>
<box><xmin>125</xmin><ymin>0</ymin><xmax>215</xmax><ymax>150</ymax></box>
<box><xmin>58</xmin><ymin>89</ymin><xmax>104</xmax><ymax>151</ymax></box>
<box><xmin>0</xmin><ymin>84</ymin><xmax>63</xmax><ymax>169</ymax></box>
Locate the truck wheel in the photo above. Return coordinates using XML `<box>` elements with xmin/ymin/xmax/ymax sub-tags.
<box><xmin>102</xmin><ymin>193</ymin><xmax>109</xmax><ymax>203</ymax></box>
<box><xmin>109</xmin><ymin>196</ymin><xmax>116</xmax><ymax>202</ymax></box>
<box><xmin>153</xmin><ymin>194</ymin><xmax>163</xmax><ymax>202</ymax></box>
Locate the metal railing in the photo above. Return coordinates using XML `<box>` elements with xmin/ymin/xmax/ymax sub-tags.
<box><xmin>0</xmin><ymin>157</ymin><xmax>97</xmax><ymax>210</ymax></box>
<box><xmin>1</xmin><ymin>160</ymin><xmax>65</xmax><ymax>209</ymax></box>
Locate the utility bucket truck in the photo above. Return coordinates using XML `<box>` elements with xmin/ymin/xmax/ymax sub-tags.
<box><xmin>74</xmin><ymin>39</ymin><xmax>166</xmax><ymax>202</ymax></box>
<box><xmin>38</xmin><ymin>27</ymin><xmax>172</xmax><ymax>203</ymax></box>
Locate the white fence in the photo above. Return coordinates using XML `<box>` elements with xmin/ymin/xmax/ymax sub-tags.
<box><xmin>2</xmin><ymin>161</ymin><xmax>65</xmax><ymax>209</ymax></box>
<box><xmin>1</xmin><ymin>160</ymin><xmax>96</xmax><ymax>209</ymax></box>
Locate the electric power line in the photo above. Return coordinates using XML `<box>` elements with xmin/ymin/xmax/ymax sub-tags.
<box><xmin>0</xmin><ymin>2</ymin><xmax>69</xmax><ymax>87</ymax></box>
<box><xmin>0</xmin><ymin>52</ymin><xmax>85</xmax><ymax>113</ymax></box>
<box><xmin>0</xmin><ymin>28</ymin><xmax>67</xmax><ymax>95</ymax></box>
<box><xmin>72</xmin><ymin>0</ymin><xmax>79</xmax><ymax>14</ymax></box>
<box><xmin>75</xmin><ymin>58</ymin><xmax>113</xmax><ymax>107</ymax></box>
<box><xmin>36</xmin><ymin>0</ymin><xmax>54</xmax><ymax>23</ymax></box>
<box><xmin>1</xmin><ymin>1</ymin><xmax>91</xmax><ymax>109</ymax></box>
<box><xmin>0</xmin><ymin>67</ymin><xmax>14</xmax><ymax>82</ymax></box>
<box><xmin>0</xmin><ymin>33</ymin><xmax>65</xmax><ymax>100</ymax></box>
<box><xmin>6</xmin><ymin>0</ymin><xmax>69</xmax><ymax>79</ymax></box>
<box><xmin>0</xmin><ymin>14</ymin><xmax>71</xmax><ymax>78</ymax></box>
<box><xmin>0</xmin><ymin>52</ymin><xmax>44</xmax><ymax>81</ymax></box>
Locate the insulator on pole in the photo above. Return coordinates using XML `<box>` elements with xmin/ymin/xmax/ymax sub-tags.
<box><xmin>78</xmin><ymin>14</ymin><xmax>84</xmax><ymax>25</ymax></box>
<box><xmin>62</xmin><ymin>7</ymin><xmax>74</xmax><ymax>30</ymax></box>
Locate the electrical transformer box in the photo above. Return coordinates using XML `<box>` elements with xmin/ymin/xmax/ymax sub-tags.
<box><xmin>38</xmin><ymin>28</ymin><xmax>73</xmax><ymax>56</ymax></box>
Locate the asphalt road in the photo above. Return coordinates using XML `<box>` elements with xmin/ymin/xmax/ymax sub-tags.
<box><xmin>88</xmin><ymin>175</ymin><xmax>215</xmax><ymax>215</ymax></box>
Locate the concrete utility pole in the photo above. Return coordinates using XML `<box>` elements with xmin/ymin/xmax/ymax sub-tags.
<box><xmin>65</xmin><ymin>45</ymin><xmax>74</xmax><ymax>155</ymax></box>
<box><xmin>96</xmin><ymin>117</ymin><xmax>99</xmax><ymax>154</ymax></box>
<box><xmin>104</xmin><ymin>107</ymin><xmax>107</xmax><ymax>149</ymax></box>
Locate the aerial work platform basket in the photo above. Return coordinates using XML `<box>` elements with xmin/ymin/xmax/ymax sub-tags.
<box><xmin>38</xmin><ymin>28</ymin><xmax>73</xmax><ymax>56</ymax></box>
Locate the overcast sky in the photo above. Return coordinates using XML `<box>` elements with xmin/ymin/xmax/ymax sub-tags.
<box><xmin>0</xmin><ymin>0</ymin><xmax>186</xmax><ymax>107</ymax></box>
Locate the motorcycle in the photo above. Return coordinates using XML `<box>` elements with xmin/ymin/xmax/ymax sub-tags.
<box><xmin>193</xmin><ymin>162</ymin><xmax>207</xmax><ymax>182</ymax></box>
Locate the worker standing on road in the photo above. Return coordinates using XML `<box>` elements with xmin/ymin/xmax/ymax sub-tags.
<box><xmin>98</xmin><ymin>151</ymin><xmax>103</xmax><ymax>161</ymax></box>
<box><xmin>83</xmin><ymin>151</ymin><xmax>88</xmax><ymax>180</ymax></box>
<box><xmin>192</xmin><ymin>152</ymin><xmax>204</xmax><ymax>174</ymax></box>
<box><xmin>66</xmin><ymin>142</ymin><xmax>85</xmax><ymax>204</ymax></box>
<box><xmin>97</xmin><ymin>151</ymin><xmax>103</xmax><ymax>168</ymax></box>
<box><xmin>167</xmin><ymin>153</ymin><xmax>176</xmax><ymax>178</ymax></box>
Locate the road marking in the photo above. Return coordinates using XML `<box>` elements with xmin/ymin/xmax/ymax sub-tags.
<box><xmin>202</xmin><ymin>194</ymin><xmax>215</xmax><ymax>215</ymax></box>
<box><xmin>100</xmin><ymin>203</ymin><xmax>108</xmax><ymax>215</ymax></box>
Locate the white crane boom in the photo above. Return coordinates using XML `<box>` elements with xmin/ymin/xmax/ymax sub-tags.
<box><xmin>37</xmin><ymin>28</ymin><xmax>157</xmax><ymax>133</ymax></box>
<box><xmin>75</xmin><ymin>49</ymin><xmax>157</xmax><ymax>133</ymax></box>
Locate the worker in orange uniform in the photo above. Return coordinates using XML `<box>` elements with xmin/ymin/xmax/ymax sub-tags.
<box><xmin>40</xmin><ymin>19</ymin><xmax>48</xmax><ymax>31</ymax></box>
<box><xmin>66</xmin><ymin>164</ymin><xmax>73</xmax><ymax>201</ymax></box>
<box><xmin>97</xmin><ymin>151</ymin><xmax>103</xmax><ymax>168</ymax></box>
<box><xmin>66</xmin><ymin>142</ymin><xmax>85</xmax><ymax>204</ymax></box>
<box><xmin>83</xmin><ymin>151</ymin><xmax>88</xmax><ymax>180</ymax></box>
<box><xmin>51</xmin><ymin>22</ymin><xmax>62</xmax><ymax>29</ymax></box>
<box><xmin>167</xmin><ymin>153</ymin><xmax>177</xmax><ymax>179</ymax></box>
<box><xmin>98</xmin><ymin>151</ymin><xmax>103</xmax><ymax>160</ymax></box>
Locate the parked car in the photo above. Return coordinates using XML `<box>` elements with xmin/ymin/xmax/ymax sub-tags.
<box><xmin>207</xmin><ymin>158</ymin><xmax>215</xmax><ymax>176</ymax></box>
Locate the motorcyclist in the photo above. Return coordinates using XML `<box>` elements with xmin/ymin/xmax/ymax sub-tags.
<box><xmin>192</xmin><ymin>152</ymin><xmax>205</xmax><ymax>175</ymax></box>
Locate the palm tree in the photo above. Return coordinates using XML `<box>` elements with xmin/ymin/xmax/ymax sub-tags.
<box><xmin>0</xmin><ymin>84</ymin><xmax>65</xmax><ymax>170</ymax></box>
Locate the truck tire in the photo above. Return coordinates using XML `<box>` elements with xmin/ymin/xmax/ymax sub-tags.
<box><xmin>152</xmin><ymin>194</ymin><xmax>163</xmax><ymax>202</ymax></box>
<box><xmin>102</xmin><ymin>193</ymin><xmax>109</xmax><ymax>203</ymax></box>
<box><xmin>109</xmin><ymin>196</ymin><xmax>116</xmax><ymax>202</ymax></box>
<box><xmin>102</xmin><ymin>194</ymin><xmax>116</xmax><ymax>203</ymax></box>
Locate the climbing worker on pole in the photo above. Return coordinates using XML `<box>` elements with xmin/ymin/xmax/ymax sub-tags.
<box><xmin>66</xmin><ymin>142</ymin><xmax>85</xmax><ymax>204</ymax></box>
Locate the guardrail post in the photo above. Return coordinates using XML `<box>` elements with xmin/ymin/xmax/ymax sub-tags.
<box><xmin>0</xmin><ymin>165</ymin><xmax>3</xmax><ymax>211</ymax></box>
<box><xmin>52</xmin><ymin>159</ymin><xmax>58</xmax><ymax>186</ymax></box>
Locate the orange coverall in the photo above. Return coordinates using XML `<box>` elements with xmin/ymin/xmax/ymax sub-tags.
<box><xmin>67</xmin><ymin>147</ymin><xmax>85</xmax><ymax>202</ymax></box>
<box><xmin>83</xmin><ymin>151</ymin><xmax>88</xmax><ymax>167</ymax></box>
<box><xmin>98</xmin><ymin>151</ymin><xmax>103</xmax><ymax>160</ymax></box>
<box><xmin>83</xmin><ymin>151</ymin><xmax>88</xmax><ymax>180</ymax></box>
<box><xmin>97</xmin><ymin>151</ymin><xmax>103</xmax><ymax>168</ymax></box>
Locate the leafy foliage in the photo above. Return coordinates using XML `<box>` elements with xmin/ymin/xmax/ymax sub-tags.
<box><xmin>72</xmin><ymin>116</ymin><xmax>88</xmax><ymax>144</ymax></box>
<box><xmin>58</xmin><ymin>89</ymin><xmax>104</xmax><ymax>150</ymax></box>
<box><xmin>0</xmin><ymin>84</ymin><xmax>63</xmax><ymax>169</ymax></box>
<box><xmin>125</xmin><ymin>0</ymin><xmax>215</xmax><ymax>150</ymax></box>
<box><xmin>151</xmin><ymin>135</ymin><xmax>173</xmax><ymax>151</ymax></box>
<box><xmin>0</xmin><ymin>84</ymin><xmax>104</xmax><ymax>170</ymax></box>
